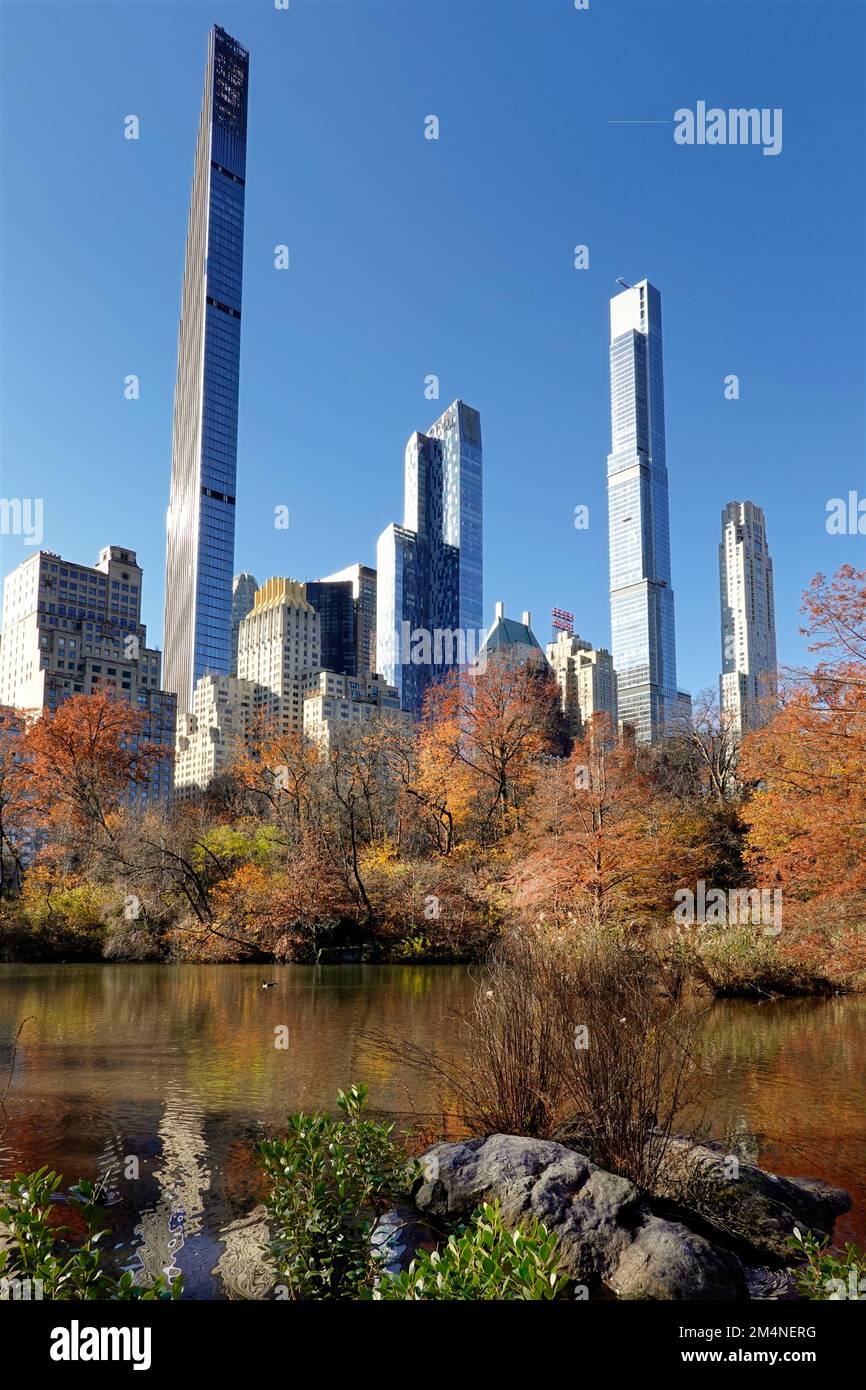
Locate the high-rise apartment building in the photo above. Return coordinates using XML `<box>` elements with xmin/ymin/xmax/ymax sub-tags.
<box><xmin>303</xmin><ymin>670</ymin><xmax>407</xmax><ymax>751</ymax></box>
<box><xmin>719</xmin><ymin>500</ymin><xmax>777</xmax><ymax>735</ymax></box>
<box><xmin>236</xmin><ymin>578</ymin><xmax>321</xmax><ymax>736</ymax></box>
<box><xmin>174</xmin><ymin>673</ymin><xmax>259</xmax><ymax>798</ymax></box>
<box><xmin>377</xmin><ymin>402</ymin><xmax>482</xmax><ymax>715</ymax></box>
<box><xmin>164</xmin><ymin>26</ymin><xmax>249</xmax><ymax>711</ymax></box>
<box><xmin>426</xmin><ymin>400</ymin><xmax>483</xmax><ymax>638</ymax></box>
<box><xmin>317</xmin><ymin>564</ymin><xmax>377</xmax><ymax>675</ymax></box>
<box><xmin>231</xmin><ymin>572</ymin><xmax>258</xmax><ymax>674</ymax></box>
<box><xmin>546</xmin><ymin>630</ymin><xmax>618</xmax><ymax>738</ymax></box>
<box><xmin>0</xmin><ymin>546</ymin><xmax>175</xmax><ymax>802</ymax></box>
<box><xmin>607</xmin><ymin>280</ymin><xmax>678</xmax><ymax>742</ymax></box>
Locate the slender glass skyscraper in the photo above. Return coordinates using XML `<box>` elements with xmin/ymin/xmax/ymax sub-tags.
<box><xmin>606</xmin><ymin>279</ymin><xmax>678</xmax><ymax>742</ymax></box>
<box><xmin>377</xmin><ymin>402</ymin><xmax>481</xmax><ymax>715</ymax></box>
<box><xmin>164</xmin><ymin>26</ymin><xmax>249</xmax><ymax>710</ymax></box>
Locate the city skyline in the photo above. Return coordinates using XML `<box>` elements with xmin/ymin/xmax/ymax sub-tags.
<box><xmin>1</xmin><ymin>3</ymin><xmax>864</xmax><ymax>705</ymax></box>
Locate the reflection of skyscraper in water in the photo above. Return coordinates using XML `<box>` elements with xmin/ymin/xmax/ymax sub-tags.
<box><xmin>132</xmin><ymin>1087</ymin><xmax>212</xmax><ymax>1289</ymax></box>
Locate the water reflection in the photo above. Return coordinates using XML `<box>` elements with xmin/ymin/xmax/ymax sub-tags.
<box><xmin>0</xmin><ymin>965</ymin><xmax>863</xmax><ymax>1298</ymax></box>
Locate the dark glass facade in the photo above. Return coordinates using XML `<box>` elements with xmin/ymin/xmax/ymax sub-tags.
<box><xmin>306</xmin><ymin>580</ymin><xmax>356</xmax><ymax>676</ymax></box>
<box><xmin>164</xmin><ymin>26</ymin><xmax>249</xmax><ymax>710</ymax></box>
<box><xmin>377</xmin><ymin>426</ymin><xmax>464</xmax><ymax>716</ymax></box>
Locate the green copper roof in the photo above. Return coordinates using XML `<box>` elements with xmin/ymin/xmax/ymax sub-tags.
<box><xmin>480</xmin><ymin>615</ymin><xmax>543</xmax><ymax>653</ymax></box>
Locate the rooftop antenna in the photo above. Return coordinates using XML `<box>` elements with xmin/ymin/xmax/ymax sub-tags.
<box><xmin>616</xmin><ymin>277</ymin><xmax>632</xmax><ymax>290</ymax></box>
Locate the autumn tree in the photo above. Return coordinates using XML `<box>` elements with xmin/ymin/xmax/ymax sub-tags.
<box><xmin>0</xmin><ymin>708</ymin><xmax>39</xmax><ymax>897</ymax></box>
<box><xmin>514</xmin><ymin>716</ymin><xmax>702</xmax><ymax>930</ymax></box>
<box><xmin>421</xmin><ymin>658</ymin><xmax>562</xmax><ymax>842</ymax></box>
<box><xmin>24</xmin><ymin>692</ymin><xmax>166</xmax><ymax>850</ymax></box>
<box><xmin>740</xmin><ymin>565</ymin><xmax>866</xmax><ymax>916</ymax></box>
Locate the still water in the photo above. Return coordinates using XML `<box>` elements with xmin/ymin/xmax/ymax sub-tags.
<box><xmin>1</xmin><ymin>964</ymin><xmax>863</xmax><ymax>1297</ymax></box>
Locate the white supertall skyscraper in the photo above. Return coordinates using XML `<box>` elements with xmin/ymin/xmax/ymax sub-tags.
<box><xmin>719</xmin><ymin>500</ymin><xmax>777</xmax><ymax>735</ymax></box>
<box><xmin>606</xmin><ymin>279</ymin><xmax>679</xmax><ymax>741</ymax></box>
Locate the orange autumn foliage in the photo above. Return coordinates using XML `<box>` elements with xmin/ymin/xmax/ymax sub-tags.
<box><xmin>740</xmin><ymin>565</ymin><xmax>866</xmax><ymax>915</ymax></box>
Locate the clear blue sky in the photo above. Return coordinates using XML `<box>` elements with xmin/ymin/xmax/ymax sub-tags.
<box><xmin>2</xmin><ymin>0</ymin><xmax>864</xmax><ymax>697</ymax></box>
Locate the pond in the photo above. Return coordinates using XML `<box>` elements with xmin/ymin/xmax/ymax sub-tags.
<box><xmin>1</xmin><ymin>964</ymin><xmax>863</xmax><ymax>1297</ymax></box>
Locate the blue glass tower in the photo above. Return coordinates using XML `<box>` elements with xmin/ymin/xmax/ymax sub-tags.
<box><xmin>606</xmin><ymin>280</ymin><xmax>678</xmax><ymax>742</ymax></box>
<box><xmin>377</xmin><ymin>403</ymin><xmax>480</xmax><ymax>716</ymax></box>
<box><xmin>164</xmin><ymin>26</ymin><xmax>249</xmax><ymax>710</ymax></box>
<box><xmin>426</xmin><ymin>400</ymin><xmax>483</xmax><ymax>638</ymax></box>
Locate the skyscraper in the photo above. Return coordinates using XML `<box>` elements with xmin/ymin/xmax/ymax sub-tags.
<box><xmin>305</xmin><ymin>579</ymin><xmax>356</xmax><ymax>676</ymax></box>
<box><xmin>719</xmin><ymin>500</ymin><xmax>777</xmax><ymax>735</ymax></box>
<box><xmin>231</xmin><ymin>572</ymin><xmax>258</xmax><ymax>674</ymax></box>
<box><xmin>426</xmin><ymin>400</ymin><xmax>483</xmax><ymax>638</ymax></box>
<box><xmin>377</xmin><ymin>402</ymin><xmax>482</xmax><ymax>716</ymax></box>
<box><xmin>318</xmin><ymin>564</ymin><xmax>377</xmax><ymax>675</ymax></box>
<box><xmin>164</xmin><ymin>26</ymin><xmax>249</xmax><ymax>712</ymax></box>
<box><xmin>606</xmin><ymin>280</ymin><xmax>678</xmax><ymax>742</ymax></box>
<box><xmin>236</xmin><ymin>578</ymin><xmax>321</xmax><ymax>737</ymax></box>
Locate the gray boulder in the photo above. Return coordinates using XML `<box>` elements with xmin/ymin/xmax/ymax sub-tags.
<box><xmin>653</xmin><ymin>1137</ymin><xmax>852</xmax><ymax>1260</ymax></box>
<box><xmin>412</xmin><ymin>1135</ymin><xmax>748</xmax><ymax>1300</ymax></box>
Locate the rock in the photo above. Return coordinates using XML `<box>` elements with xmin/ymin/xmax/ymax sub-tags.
<box><xmin>652</xmin><ymin>1137</ymin><xmax>851</xmax><ymax>1260</ymax></box>
<box><xmin>371</xmin><ymin>1203</ymin><xmax>440</xmax><ymax>1276</ymax></box>
<box><xmin>412</xmin><ymin>1135</ymin><xmax>748</xmax><ymax>1299</ymax></box>
<box><xmin>609</xmin><ymin>1220</ymin><xmax>746</xmax><ymax>1301</ymax></box>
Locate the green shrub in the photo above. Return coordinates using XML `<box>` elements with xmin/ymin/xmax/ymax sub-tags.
<box><xmin>0</xmin><ymin>1167</ymin><xmax>181</xmax><ymax>1300</ymax></box>
<box><xmin>260</xmin><ymin>1083</ymin><xmax>414</xmax><ymax>1300</ymax></box>
<box><xmin>369</xmin><ymin>1200</ymin><xmax>569</xmax><ymax>1300</ymax></box>
<box><xmin>788</xmin><ymin>1228</ymin><xmax>866</xmax><ymax>1300</ymax></box>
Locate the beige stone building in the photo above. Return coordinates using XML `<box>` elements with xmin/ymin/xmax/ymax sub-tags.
<box><xmin>174</xmin><ymin>674</ymin><xmax>259</xmax><ymax>798</ymax></box>
<box><xmin>545</xmin><ymin>630</ymin><xmax>618</xmax><ymax>739</ymax></box>
<box><xmin>236</xmin><ymin>578</ymin><xmax>321</xmax><ymax>737</ymax></box>
<box><xmin>303</xmin><ymin>669</ymin><xmax>407</xmax><ymax>751</ymax></box>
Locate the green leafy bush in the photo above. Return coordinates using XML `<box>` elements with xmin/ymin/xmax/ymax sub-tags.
<box><xmin>788</xmin><ymin>1227</ymin><xmax>865</xmax><ymax>1300</ymax></box>
<box><xmin>260</xmin><ymin>1083</ymin><xmax>414</xmax><ymax>1300</ymax></box>
<box><xmin>0</xmin><ymin>1167</ymin><xmax>181</xmax><ymax>1300</ymax></box>
<box><xmin>369</xmin><ymin>1200</ymin><xmax>570</xmax><ymax>1301</ymax></box>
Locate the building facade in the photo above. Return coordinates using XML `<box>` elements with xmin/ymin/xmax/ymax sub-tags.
<box><xmin>305</xmin><ymin>579</ymin><xmax>356</xmax><ymax>676</ymax></box>
<box><xmin>303</xmin><ymin>670</ymin><xmax>406</xmax><ymax>750</ymax></box>
<box><xmin>231</xmin><ymin>572</ymin><xmax>258</xmax><ymax>674</ymax></box>
<box><xmin>174</xmin><ymin>674</ymin><xmax>259</xmax><ymax>797</ymax></box>
<box><xmin>606</xmin><ymin>280</ymin><xmax>678</xmax><ymax>742</ymax></box>
<box><xmin>236</xmin><ymin>577</ymin><xmax>321</xmax><ymax>736</ymax></box>
<box><xmin>318</xmin><ymin>564</ymin><xmax>377</xmax><ymax>675</ymax></box>
<box><xmin>546</xmin><ymin>630</ymin><xmax>618</xmax><ymax>738</ymax></box>
<box><xmin>163</xmin><ymin>25</ymin><xmax>249</xmax><ymax>711</ymax></box>
<box><xmin>425</xmin><ymin>400</ymin><xmax>483</xmax><ymax>639</ymax></box>
<box><xmin>0</xmin><ymin>546</ymin><xmax>175</xmax><ymax>803</ymax></box>
<box><xmin>719</xmin><ymin>500</ymin><xmax>777</xmax><ymax>735</ymax></box>
<box><xmin>377</xmin><ymin>402</ymin><xmax>481</xmax><ymax>716</ymax></box>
